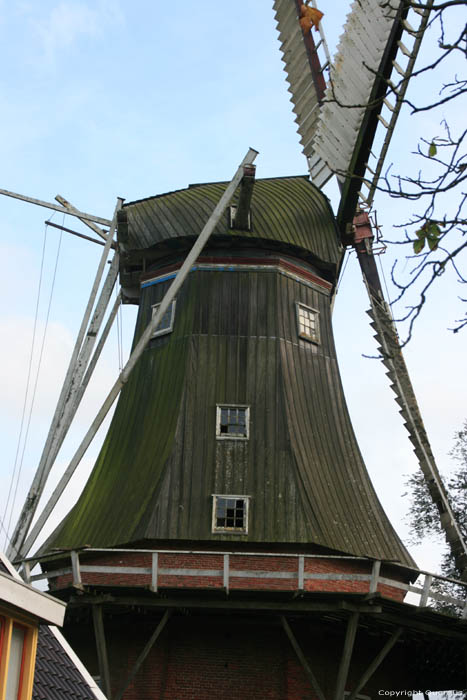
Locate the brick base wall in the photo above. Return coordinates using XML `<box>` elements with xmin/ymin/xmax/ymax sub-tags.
<box><xmin>64</xmin><ymin>611</ymin><xmax>427</xmax><ymax>700</ymax></box>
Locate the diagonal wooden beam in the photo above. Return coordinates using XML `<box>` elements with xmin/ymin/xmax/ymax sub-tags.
<box><xmin>92</xmin><ymin>605</ymin><xmax>111</xmax><ymax>698</ymax></box>
<box><xmin>56</xmin><ymin>194</ymin><xmax>110</xmax><ymax>241</ymax></box>
<box><xmin>44</xmin><ymin>220</ymin><xmax>111</xmax><ymax>247</ymax></box>
<box><xmin>8</xmin><ymin>198</ymin><xmax>122</xmax><ymax>561</ymax></box>
<box><xmin>113</xmin><ymin>609</ymin><xmax>172</xmax><ymax>700</ymax></box>
<box><xmin>334</xmin><ymin>612</ymin><xmax>359</xmax><ymax>700</ymax></box>
<box><xmin>0</xmin><ymin>187</ymin><xmax>111</xmax><ymax>226</ymax></box>
<box><xmin>280</xmin><ymin>615</ymin><xmax>326</xmax><ymax>700</ymax></box>
<box><xmin>348</xmin><ymin>628</ymin><xmax>402</xmax><ymax>700</ymax></box>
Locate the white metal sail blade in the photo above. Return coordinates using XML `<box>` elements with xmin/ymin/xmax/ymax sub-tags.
<box><xmin>309</xmin><ymin>0</ymin><xmax>399</xmax><ymax>187</ymax></box>
<box><xmin>273</xmin><ymin>0</ymin><xmax>330</xmax><ymax>161</ymax></box>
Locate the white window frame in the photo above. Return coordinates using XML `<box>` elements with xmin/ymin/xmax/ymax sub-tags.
<box><xmin>216</xmin><ymin>404</ymin><xmax>250</xmax><ymax>440</ymax></box>
<box><xmin>211</xmin><ymin>494</ymin><xmax>250</xmax><ymax>534</ymax></box>
<box><xmin>151</xmin><ymin>299</ymin><xmax>176</xmax><ymax>338</ymax></box>
<box><xmin>295</xmin><ymin>301</ymin><xmax>320</xmax><ymax>344</ymax></box>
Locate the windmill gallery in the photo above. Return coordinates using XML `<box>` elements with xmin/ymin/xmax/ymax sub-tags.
<box><xmin>1</xmin><ymin>1</ymin><xmax>467</xmax><ymax>698</ymax></box>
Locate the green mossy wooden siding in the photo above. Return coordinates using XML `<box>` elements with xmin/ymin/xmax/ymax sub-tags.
<box><xmin>49</xmin><ymin>264</ymin><xmax>413</xmax><ymax>566</ymax></box>
<box><xmin>120</xmin><ymin>176</ymin><xmax>341</xmax><ymax>272</ymax></box>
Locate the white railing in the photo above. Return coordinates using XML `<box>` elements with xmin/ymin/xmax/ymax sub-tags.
<box><xmin>19</xmin><ymin>548</ymin><xmax>467</xmax><ymax>618</ymax></box>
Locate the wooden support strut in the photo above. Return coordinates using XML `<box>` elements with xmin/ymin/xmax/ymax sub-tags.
<box><xmin>334</xmin><ymin>612</ymin><xmax>359</xmax><ymax>700</ymax></box>
<box><xmin>56</xmin><ymin>194</ymin><xmax>110</xmax><ymax>242</ymax></box>
<box><xmin>0</xmin><ymin>187</ymin><xmax>111</xmax><ymax>226</ymax></box>
<box><xmin>19</xmin><ymin>147</ymin><xmax>259</xmax><ymax>558</ymax></box>
<box><xmin>35</xmin><ymin>255</ymin><xmax>121</xmax><ymax>492</ymax></box>
<box><xmin>280</xmin><ymin>616</ymin><xmax>326</xmax><ymax>700</ymax></box>
<box><xmin>8</xmin><ymin>197</ymin><xmax>123</xmax><ymax>561</ymax></box>
<box><xmin>369</xmin><ymin>559</ymin><xmax>381</xmax><ymax>593</ymax></box>
<box><xmin>348</xmin><ymin>628</ymin><xmax>402</xmax><ymax>700</ymax></box>
<box><xmin>92</xmin><ymin>605</ymin><xmax>112</xmax><ymax>699</ymax></box>
<box><xmin>112</xmin><ymin>609</ymin><xmax>172</xmax><ymax>700</ymax></box>
<box><xmin>43</xmin><ymin>220</ymin><xmax>113</xmax><ymax>248</ymax></box>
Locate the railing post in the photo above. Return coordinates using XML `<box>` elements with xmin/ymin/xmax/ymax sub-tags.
<box><xmin>223</xmin><ymin>554</ymin><xmax>230</xmax><ymax>594</ymax></box>
<box><xmin>461</xmin><ymin>600</ymin><xmax>467</xmax><ymax>619</ymax></box>
<box><xmin>71</xmin><ymin>550</ymin><xmax>82</xmax><ymax>587</ymax></box>
<box><xmin>369</xmin><ymin>560</ymin><xmax>381</xmax><ymax>593</ymax></box>
<box><xmin>151</xmin><ymin>552</ymin><xmax>159</xmax><ymax>592</ymax></box>
<box><xmin>420</xmin><ymin>574</ymin><xmax>433</xmax><ymax>607</ymax></box>
<box><xmin>22</xmin><ymin>560</ymin><xmax>31</xmax><ymax>584</ymax></box>
<box><xmin>298</xmin><ymin>556</ymin><xmax>305</xmax><ymax>592</ymax></box>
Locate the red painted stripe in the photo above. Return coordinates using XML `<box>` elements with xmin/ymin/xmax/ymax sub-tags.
<box><xmin>140</xmin><ymin>256</ymin><xmax>332</xmax><ymax>290</ymax></box>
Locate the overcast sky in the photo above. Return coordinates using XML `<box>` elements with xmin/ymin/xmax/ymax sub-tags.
<box><xmin>0</xmin><ymin>0</ymin><xmax>465</xmax><ymax>573</ymax></box>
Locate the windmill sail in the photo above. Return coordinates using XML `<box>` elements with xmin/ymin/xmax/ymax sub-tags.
<box><xmin>273</xmin><ymin>0</ymin><xmax>331</xmax><ymax>178</ymax></box>
<box><xmin>353</xmin><ymin>215</ymin><xmax>467</xmax><ymax>578</ymax></box>
<box><xmin>275</xmin><ymin>0</ymin><xmax>432</xmax><ymax>234</ymax></box>
<box><xmin>308</xmin><ymin>0</ymin><xmax>401</xmax><ymax>194</ymax></box>
<box><xmin>275</xmin><ymin>0</ymin><xmax>467</xmax><ymax>578</ymax></box>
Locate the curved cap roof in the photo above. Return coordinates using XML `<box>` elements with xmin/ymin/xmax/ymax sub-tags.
<box><xmin>119</xmin><ymin>175</ymin><xmax>342</xmax><ymax>273</ymax></box>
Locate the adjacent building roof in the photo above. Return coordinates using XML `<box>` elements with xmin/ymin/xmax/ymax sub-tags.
<box><xmin>0</xmin><ymin>558</ymin><xmax>65</xmax><ymax>627</ymax></box>
<box><xmin>33</xmin><ymin>626</ymin><xmax>103</xmax><ymax>700</ymax></box>
<box><xmin>0</xmin><ymin>554</ymin><xmax>105</xmax><ymax>700</ymax></box>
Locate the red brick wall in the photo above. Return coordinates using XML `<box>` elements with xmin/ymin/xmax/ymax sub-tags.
<box><xmin>64</xmin><ymin>612</ymin><xmax>421</xmax><ymax>700</ymax></box>
<box><xmin>91</xmin><ymin>615</ymin><xmax>322</xmax><ymax>700</ymax></box>
<box><xmin>49</xmin><ymin>550</ymin><xmax>407</xmax><ymax>601</ymax></box>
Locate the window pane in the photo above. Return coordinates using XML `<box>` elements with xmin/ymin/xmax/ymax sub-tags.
<box><xmin>6</xmin><ymin>625</ymin><xmax>25</xmax><ymax>700</ymax></box>
<box><xmin>213</xmin><ymin>496</ymin><xmax>248</xmax><ymax>532</ymax></box>
<box><xmin>217</xmin><ymin>406</ymin><xmax>248</xmax><ymax>438</ymax></box>
<box><xmin>151</xmin><ymin>301</ymin><xmax>175</xmax><ymax>337</ymax></box>
<box><xmin>297</xmin><ymin>303</ymin><xmax>319</xmax><ymax>342</ymax></box>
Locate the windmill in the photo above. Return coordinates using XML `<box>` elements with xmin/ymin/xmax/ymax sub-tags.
<box><xmin>1</xmin><ymin>1</ymin><xmax>467</xmax><ymax>698</ymax></box>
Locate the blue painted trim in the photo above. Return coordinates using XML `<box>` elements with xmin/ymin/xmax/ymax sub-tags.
<box><xmin>140</xmin><ymin>264</ymin><xmax>331</xmax><ymax>295</ymax></box>
<box><xmin>141</xmin><ymin>271</ymin><xmax>185</xmax><ymax>288</ymax></box>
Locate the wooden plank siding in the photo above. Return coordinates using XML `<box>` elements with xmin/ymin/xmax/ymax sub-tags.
<box><xmin>45</xmin><ymin>255</ymin><xmax>413</xmax><ymax>566</ymax></box>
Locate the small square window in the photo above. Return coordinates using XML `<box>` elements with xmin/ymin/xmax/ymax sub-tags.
<box><xmin>212</xmin><ymin>495</ymin><xmax>250</xmax><ymax>534</ymax></box>
<box><xmin>216</xmin><ymin>405</ymin><xmax>249</xmax><ymax>440</ymax></box>
<box><xmin>296</xmin><ymin>302</ymin><xmax>320</xmax><ymax>344</ymax></box>
<box><xmin>151</xmin><ymin>299</ymin><xmax>176</xmax><ymax>338</ymax></box>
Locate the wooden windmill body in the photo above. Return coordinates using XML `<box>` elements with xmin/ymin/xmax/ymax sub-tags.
<box><xmin>5</xmin><ymin>1</ymin><xmax>467</xmax><ymax>698</ymax></box>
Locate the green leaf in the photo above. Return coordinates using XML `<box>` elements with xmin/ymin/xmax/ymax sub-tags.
<box><xmin>428</xmin><ymin>141</ymin><xmax>437</xmax><ymax>157</ymax></box>
<box><xmin>427</xmin><ymin>236</ymin><xmax>439</xmax><ymax>251</ymax></box>
<box><xmin>428</xmin><ymin>221</ymin><xmax>441</xmax><ymax>237</ymax></box>
<box><xmin>413</xmin><ymin>237</ymin><xmax>425</xmax><ymax>254</ymax></box>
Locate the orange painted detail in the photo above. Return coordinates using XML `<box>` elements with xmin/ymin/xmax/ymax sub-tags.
<box><xmin>299</xmin><ymin>3</ymin><xmax>324</xmax><ymax>32</ymax></box>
